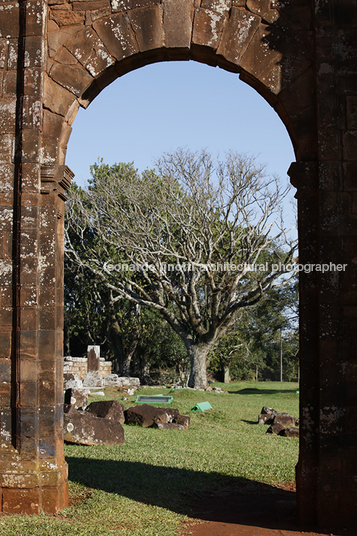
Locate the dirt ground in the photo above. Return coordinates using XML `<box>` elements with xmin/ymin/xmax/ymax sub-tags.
<box><xmin>178</xmin><ymin>483</ymin><xmax>357</xmax><ymax>536</ymax></box>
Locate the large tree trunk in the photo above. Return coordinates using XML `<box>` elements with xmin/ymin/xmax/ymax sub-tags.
<box><xmin>120</xmin><ymin>340</ymin><xmax>137</xmax><ymax>376</ymax></box>
<box><xmin>187</xmin><ymin>343</ymin><xmax>210</xmax><ymax>389</ymax></box>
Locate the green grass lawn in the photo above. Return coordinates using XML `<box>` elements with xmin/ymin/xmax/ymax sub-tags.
<box><xmin>0</xmin><ymin>381</ymin><xmax>299</xmax><ymax>536</ymax></box>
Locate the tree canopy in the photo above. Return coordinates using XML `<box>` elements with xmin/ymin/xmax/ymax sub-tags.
<box><xmin>65</xmin><ymin>149</ymin><xmax>297</xmax><ymax>388</ymax></box>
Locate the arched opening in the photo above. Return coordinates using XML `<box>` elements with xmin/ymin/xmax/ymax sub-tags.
<box><xmin>61</xmin><ymin>59</ymin><xmax>301</xmax><ymax>535</ymax></box>
<box><xmin>64</xmin><ymin>59</ymin><xmax>298</xmax><ymax>380</ymax></box>
<box><xmin>8</xmin><ymin>1</ymin><xmax>355</xmax><ymax>528</ymax></box>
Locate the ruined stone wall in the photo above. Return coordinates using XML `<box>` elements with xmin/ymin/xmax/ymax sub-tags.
<box><xmin>64</xmin><ymin>356</ymin><xmax>112</xmax><ymax>379</ymax></box>
<box><xmin>0</xmin><ymin>0</ymin><xmax>357</xmax><ymax>527</ymax></box>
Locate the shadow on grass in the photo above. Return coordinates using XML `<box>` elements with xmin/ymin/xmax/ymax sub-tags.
<box><xmin>241</xmin><ymin>419</ymin><xmax>259</xmax><ymax>425</ymax></box>
<box><xmin>66</xmin><ymin>456</ymin><xmax>298</xmax><ymax>531</ymax></box>
<box><xmin>229</xmin><ymin>388</ymin><xmax>298</xmax><ymax>395</ymax></box>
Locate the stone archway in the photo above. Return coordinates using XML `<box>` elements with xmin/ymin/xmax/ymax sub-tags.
<box><xmin>0</xmin><ymin>0</ymin><xmax>356</xmax><ymax>528</ymax></box>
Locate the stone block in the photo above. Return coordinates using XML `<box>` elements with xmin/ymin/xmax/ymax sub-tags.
<box><xmin>23</xmin><ymin>36</ymin><xmax>45</xmax><ymax>68</ymax></box>
<box><xmin>54</xmin><ymin>47</ymin><xmax>79</xmax><ymax>65</ymax></box>
<box><xmin>111</xmin><ymin>0</ymin><xmax>160</xmax><ymax>11</ymax></box>
<box><xmin>19</xmin><ymin>331</ymin><xmax>38</xmax><ymax>360</ymax></box>
<box><xmin>129</xmin><ymin>5</ymin><xmax>164</xmax><ymax>52</ymax></box>
<box><xmin>3</xmin><ymin>71</ymin><xmax>17</xmax><ymax>96</ymax></box>
<box><xmin>25</xmin><ymin>0</ymin><xmax>47</xmax><ymax>36</ymax></box>
<box><xmin>239</xmin><ymin>23</ymin><xmax>282</xmax><ymax>84</ymax></box>
<box><xmin>0</xmin><ymin>135</ymin><xmax>14</xmax><ymax>163</ymax></box>
<box><xmin>153</xmin><ymin>422</ymin><xmax>185</xmax><ymax>430</ymax></box>
<box><xmin>87</xmin><ymin>345</ymin><xmax>100</xmax><ymax>372</ymax></box>
<box><xmin>41</xmin><ymin>481</ymin><xmax>69</xmax><ymax>514</ymax></box>
<box><xmin>19</xmin><ymin>381</ymin><xmax>38</xmax><ymax>407</ymax></box>
<box><xmin>343</xmin><ymin>131</ymin><xmax>357</xmax><ymax>161</ymax></box>
<box><xmin>217</xmin><ymin>7</ymin><xmax>260</xmax><ymax>65</ymax></box>
<box><xmin>7</xmin><ymin>40</ymin><xmax>17</xmax><ymax>70</ymax></box>
<box><xmin>173</xmin><ymin>413</ymin><xmax>190</xmax><ymax>429</ymax></box>
<box><xmin>192</xmin><ymin>8</ymin><xmax>227</xmax><ymax>49</ymax></box>
<box><xmin>0</xmin><ymin>98</ymin><xmax>16</xmax><ymax>136</ymax></box>
<box><xmin>162</xmin><ymin>0</ymin><xmax>193</xmax><ymax>48</ymax></box>
<box><xmin>0</xmin><ymin>359</ymin><xmax>10</xmax><ymax>382</ymax></box>
<box><xmin>21</xmin><ymin>128</ymin><xmax>41</xmax><ymax>163</ymax></box>
<box><xmin>266</xmin><ymin>422</ymin><xmax>285</xmax><ymax>435</ymax></box>
<box><xmin>19</xmin><ymin>359</ymin><xmax>38</xmax><ymax>383</ymax></box>
<box><xmin>0</xmin><ymin>332</ymin><xmax>11</xmax><ymax>360</ymax></box>
<box><xmin>2</xmin><ymin>488</ymin><xmax>41</xmax><ymax>515</ymax></box>
<box><xmin>64</xmin><ymin>409</ymin><xmax>125</xmax><ymax>445</ymax></box>
<box><xmin>201</xmin><ymin>0</ymin><xmax>230</xmax><ymax>12</ymax></box>
<box><xmin>90</xmin><ymin>6</ymin><xmax>111</xmax><ymax>21</ymax></box>
<box><xmin>124</xmin><ymin>404</ymin><xmax>169</xmax><ymax>427</ymax></box>
<box><xmin>260</xmin><ymin>406</ymin><xmax>278</xmax><ymax>415</ymax></box>
<box><xmin>83</xmin><ymin>370</ymin><xmax>104</xmax><ymax>387</ymax></box>
<box><xmin>47</xmin><ymin>25</ymin><xmax>84</xmax><ymax>57</ymax></box>
<box><xmin>258</xmin><ymin>413</ymin><xmax>275</xmax><ymax>424</ymax></box>
<box><xmin>93</xmin><ymin>13</ymin><xmax>138</xmax><ymax>61</ymax></box>
<box><xmin>164</xmin><ymin>407</ymin><xmax>180</xmax><ymax>422</ymax></box>
<box><xmin>246</xmin><ymin>0</ymin><xmax>270</xmax><ymax>17</ymax></box>
<box><xmin>0</xmin><ymin>380</ymin><xmax>11</xmax><ymax>407</ymax></box>
<box><xmin>0</xmin><ymin>39</ymin><xmax>6</xmax><ymax>69</ymax></box>
<box><xmin>0</xmin><ymin>4</ymin><xmax>20</xmax><ymax>39</ymax></box>
<box><xmin>22</xmin><ymin>95</ymin><xmax>42</xmax><ymax>130</ymax></box>
<box><xmin>64</xmin><ymin>387</ymin><xmax>89</xmax><ymax>408</ymax></box>
<box><xmin>72</xmin><ymin>0</ymin><xmax>108</xmax><ymax>9</ymax></box>
<box><xmin>85</xmin><ymin>399</ymin><xmax>125</xmax><ymax>423</ymax></box>
<box><xmin>279</xmin><ymin>427</ymin><xmax>299</xmax><ymax>438</ymax></box>
<box><xmin>50</xmin><ymin>7</ymin><xmax>85</xmax><ymax>26</ymax></box>
<box><xmin>64</xmin><ymin>375</ymin><xmax>83</xmax><ymax>391</ymax></box>
<box><xmin>347</xmin><ymin>96</ymin><xmax>357</xmax><ymax>130</ymax></box>
<box><xmin>50</xmin><ymin>61</ymin><xmax>93</xmax><ymax>97</ymax></box>
<box><xmin>273</xmin><ymin>414</ymin><xmax>296</xmax><ymax>427</ymax></box>
<box><xmin>21</xmin><ymin>163</ymin><xmax>41</xmax><ymax>192</ymax></box>
<box><xmin>104</xmin><ymin>373</ymin><xmax>120</xmax><ymax>386</ymax></box>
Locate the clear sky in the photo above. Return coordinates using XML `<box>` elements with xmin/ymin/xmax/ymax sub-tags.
<box><xmin>66</xmin><ymin>60</ymin><xmax>296</xmax><ymax>233</ymax></box>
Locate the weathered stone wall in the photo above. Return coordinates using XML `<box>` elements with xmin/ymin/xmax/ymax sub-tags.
<box><xmin>0</xmin><ymin>0</ymin><xmax>357</xmax><ymax>527</ymax></box>
<box><xmin>64</xmin><ymin>356</ymin><xmax>112</xmax><ymax>379</ymax></box>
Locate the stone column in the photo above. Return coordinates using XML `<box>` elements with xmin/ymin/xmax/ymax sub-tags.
<box><xmin>289</xmin><ymin>161</ymin><xmax>320</xmax><ymax>525</ymax></box>
<box><xmin>87</xmin><ymin>345</ymin><xmax>100</xmax><ymax>373</ymax></box>
<box><xmin>0</xmin><ymin>0</ymin><xmax>72</xmax><ymax>513</ymax></box>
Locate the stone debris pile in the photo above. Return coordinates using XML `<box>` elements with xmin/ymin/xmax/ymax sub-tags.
<box><xmin>63</xmin><ymin>398</ymin><xmax>190</xmax><ymax>446</ymax></box>
<box><xmin>258</xmin><ymin>406</ymin><xmax>299</xmax><ymax>437</ymax></box>
<box><xmin>63</xmin><ymin>400</ymin><xmax>125</xmax><ymax>446</ymax></box>
<box><xmin>124</xmin><ymin>404</ymin><xmax>190</xmax><ymax>430</ymax></box>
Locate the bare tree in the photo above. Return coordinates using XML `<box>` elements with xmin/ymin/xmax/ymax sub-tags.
<box><xmin>65</xmin><ymin>150</ymin><xmax>297</xmax><ymax>389</ymax></box>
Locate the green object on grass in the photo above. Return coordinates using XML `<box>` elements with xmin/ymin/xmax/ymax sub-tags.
<box><xmin>190</xmin><ymin>401</ymin><xmax>213</xmax><ymax>412</ymax></box>
<box><xmin>135</xmin><ymin>394</ymin><xmax>174</xmax><ymax>404</ymax></box>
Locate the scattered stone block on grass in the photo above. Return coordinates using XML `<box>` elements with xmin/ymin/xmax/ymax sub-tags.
<box><xmin>261</xmin><ymin>406</ymin><xmax>278</xmax><ymax>416</ymax></box>
<box><xmin>64</xmin><ymin>409</ymin><xmax>125</xmax><ymax>446</ymax></box>
<box><xmin>266</xmin><ymin>422</ymin><xmax>285</xmax><ymax>435</ymax></box>
<box><xmin>174</xmin><ymin>414</ymin><xmax>190</xmax><ymax>430</ymax></box>
<box><xmin>85</xmin><ymin>399</ymin><xmax>125</xmax><ymax>423</ymax></box>
<box><xmin>258</xmin><ymin>413</ymin><xmax>275</xmax><ymax>424</ymax></box>
<box><xmin>64</xmin><ymin>387</ymin><xmax>90</xmax><ymax>409</ymax></box>
<box><xmin>273</xmin><ymin>414</ymin><xmax>296</xmax><ymax>427</ymax></box>
<box><xmin>279</xmin><ymin>427</ymin><xmax>299</xmax><ymax>438</ymax></box>
<box><xmin>164</xmin><ymin>408</ymin><xmax>180</xmax><ymax>422</ymax></box>
<box><xmin>124</xmin><ymin>404</ymin><xmax>190</xmax><ymax>429</ymax></box>
<box><xmin>153</xmin><ymin>422</ymin><xmax>185</xmax><ymax>431</ymax></box>
<box><xmin>124</xmin><ymin>404</ymin><xmax>169</xmax><ymax>427</ymax></box>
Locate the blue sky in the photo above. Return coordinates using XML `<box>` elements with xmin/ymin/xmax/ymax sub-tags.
<box><xmin>66</xmin><ymin>60</ymin><xmax>296</xmax><ymax>232</ymax></box>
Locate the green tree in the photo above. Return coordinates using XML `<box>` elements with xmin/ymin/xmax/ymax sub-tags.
<box><xmin>65</xmin><ymin>150</ymin><xmax>297</xmax><ymax>389</ymax></box>
<box><xmin>208</xmin><ymin>277</ymin><xmax>299</xmax><ymax>382</ymax></box>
